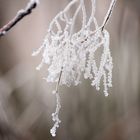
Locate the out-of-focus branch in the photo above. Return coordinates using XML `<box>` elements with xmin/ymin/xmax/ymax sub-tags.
<box><xmin>0</xmin><ymin>0</ymin><xmax>39</xmax><ymax>37</ymax></box>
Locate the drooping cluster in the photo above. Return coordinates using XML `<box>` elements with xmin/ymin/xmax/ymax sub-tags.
<box><xmin>32</xmin><ymin>0</ymin><xmax>113</xmax><ymax>96</ymax></box>
<box><xmin>32</xmin><ymin>0</ymin><xmax>116</xmax><ymax>137</ymax></box>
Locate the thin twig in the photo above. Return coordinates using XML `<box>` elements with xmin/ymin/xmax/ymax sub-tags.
<box><xmin>0</xmin><ymin>0</ymin><xmax>39</xmax><ymax>37</ymax></box>
<box><xmin>55</xmin><ymin>69</ymin><xmax>63</xmax><ymax>93</ymax></box>
<box><xmin>101</xmin><ymin>0</ymin><xmax>117</xmax><ymax>31</ymax></box>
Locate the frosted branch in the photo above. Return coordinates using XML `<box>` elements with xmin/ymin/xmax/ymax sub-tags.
<box><xmin>33</xmin><ymin>0</ymin><xmax>117</xmax><ymax>137</ymax></box>
<box><xmin>0</xmin><ymin>0</ymin><xmax>39</xmax><ymax>37</ymax></box>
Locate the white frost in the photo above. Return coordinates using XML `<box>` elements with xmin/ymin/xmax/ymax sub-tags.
<box><xmin>33</xmin><ymin>0</ymin><xmax>116</xmax><ymax>137</ymax></box>
<box><xmin>50</xmin><ymin>91</ymin><xmax>61</xmax><ymax>137</ymax></box>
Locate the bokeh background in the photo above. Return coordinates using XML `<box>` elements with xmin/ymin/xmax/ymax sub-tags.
<box><xmin>0</xmin><ymin>0</ymin><xmax>140</xmax><ymax>140</ymax></box>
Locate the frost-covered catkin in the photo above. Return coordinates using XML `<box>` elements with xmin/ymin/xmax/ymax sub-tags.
<box><xmin>50</xmin><ymin>90</ymin><xmax>61</xmax><ymax>137</ymax></box>
<box><xmin>33</xmin><ymin>0</ymin><xmax>116</xmax><ymax>137</ymax></box>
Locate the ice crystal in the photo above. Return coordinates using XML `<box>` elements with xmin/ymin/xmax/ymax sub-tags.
<box><xmin>32</xmin><ymin>0</ymin><xmax>116</xmax><ymax>137</ymax></box>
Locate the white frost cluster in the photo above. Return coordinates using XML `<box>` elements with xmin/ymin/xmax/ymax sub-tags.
<box><xmin>32</xmin><ymin>0</ymin><xmax>116</xmax><ymax>137</ymax></box>
<box><xmin>50</xmin><ymin>91</ymin><xmax>61</xmax><ymax>137</ymax></box>
<box><xmin>33</xmin><ymin>0</ymin><xmax>113</xmax><ymax>96</ymax></box>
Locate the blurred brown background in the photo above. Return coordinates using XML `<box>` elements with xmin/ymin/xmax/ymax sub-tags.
<box><xmin>0</xmin><ymin>0</ymin><xmax>140</xmax><ymax>140</ymax></box>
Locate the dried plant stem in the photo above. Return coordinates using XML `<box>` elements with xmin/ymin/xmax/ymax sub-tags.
<box><xmin>55</xmin><ymin>69</ymin><xmax>63</xmax><ymax>93</ymax></box>
<box><xmin>0</xmin><ymin>0</ymin><xmax>39</xmax><ymax>37</ymax></box>
<box><xmin>101</xmin><ymin>0</ymin><xmax>117</xmax><ymax>31</ymax></box>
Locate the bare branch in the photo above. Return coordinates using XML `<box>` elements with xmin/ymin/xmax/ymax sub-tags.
<box><xmin>0</xmin><ymin>0</ymin><xmax>39</xmax><ymax>37</ymax></box>
<box><xmin>101</xmin><ymin>0</ymin><xmax>117</xmax><ymax>31</ymax></box>
<box><xmin>55</xmin><ymin>69</ymin><xmax>63</xmax><ymax>93</ymax></box>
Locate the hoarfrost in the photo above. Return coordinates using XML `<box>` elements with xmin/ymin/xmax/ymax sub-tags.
<box><xmin>33</xmin><ymin>0</ymin><xmax>116</xmax><ymax>137</ymax></box>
